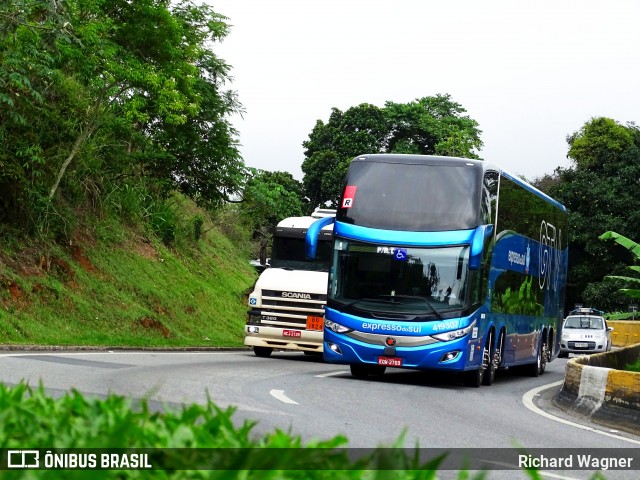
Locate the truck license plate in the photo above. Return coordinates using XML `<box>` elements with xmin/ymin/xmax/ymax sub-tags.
<box><xmin>306</xmin><ymin>315</ymin><xmax>324</xmax><ymax>331</ymax></box>
<box><xmin>574</xmin><ymin>342</ymin><xmax>588</xmax><ymax>348</ymax></box>
<box><xmin>283</xmin><ymin>330</ymin><xmax>301</xmax><ymax>338</ymax></box>
<box><xmin>377</xmin><ymin>356</ymin><xmax>402</xmax><ymax>367</ymax></box>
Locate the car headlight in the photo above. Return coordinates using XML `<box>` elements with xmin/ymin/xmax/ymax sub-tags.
<box><xmin>432</xmin><ymin>321</ymin><xmax>475</xmax><ymax>342</ymax></box>
<box><xmin>324</xmin><ymin>319</ymin><xmax>353</xmax><ymax>334</ymax></box>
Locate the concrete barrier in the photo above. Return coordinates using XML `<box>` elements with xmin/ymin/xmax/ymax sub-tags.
<box><xmin>553</xmin><ymin>344</ymin><xmax>640</xmax><ymax>436</ymax></box>
<box><xmin>609</xmin><ymin>320</ymin><xmax>640</xmax><ymax>347</ymax></box>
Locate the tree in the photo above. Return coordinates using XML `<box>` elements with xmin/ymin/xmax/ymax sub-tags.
<box><xmin>545</xmin><ymin>117</ymin><xmax>640</xmax><ymax>312</ymax></box>
<box><xmin>0</xmin><ymin>0</ymin><xmax>243</xmax><ymax>235</ymax></box>
<box><xmin>566</xmin><ymin>117</ymin><xmax>634</xmax><ymax>172</ymax></box>
<box><xmin>301</xmin><ymin>94</ymin><xmax>483</xmax><ymax>208</ymax></box>
<box><xmin>301</xmin><ymin>104</ymin><xmax>387</xmax><ymax>208</ymax></box>
<box><xmin>239</xmin><ymin>169</ymin><xmax>305</xmax><ymax>239</ymax></box>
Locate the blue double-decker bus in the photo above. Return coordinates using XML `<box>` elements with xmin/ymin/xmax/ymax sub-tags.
<box><xmin>311</xmin><ymin>154</ymin><xmax>568</xmax><ymax>387</ymax></box>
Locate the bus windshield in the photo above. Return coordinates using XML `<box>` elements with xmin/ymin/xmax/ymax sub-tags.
<box><xmin>337</xmin><ymin>161</ymin><xmax>480</xmax><ymax>231</ymax></box>
<box><xmin>270</xmin><ymin>235</ymin><xmax>332</xmax><ymax>272</ymax></box>
<box><xmin>329</xmin><ymin>238</ymin><xmax>470</xmax><ymax>318</ymax></box>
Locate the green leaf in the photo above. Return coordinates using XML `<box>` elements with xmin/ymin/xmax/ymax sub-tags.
<box><xmin>599</xmin><ymin>231</ymin><xmax>640</xmax><ymax>257</ymax></box>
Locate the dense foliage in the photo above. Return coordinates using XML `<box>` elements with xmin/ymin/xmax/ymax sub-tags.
<box><xmin>0</xmin><ymin>0</ymin><xmax>244</xmax><ymax>239</ymax></box>
<box><xmin>238</xmin><ymin>169</ymin><xmax>305</xmax><ymax>240</ymax></box>
<box><xmin>599</xmin><ymin>231</ymin><xmax>640</xmax><ymax>319</ymax></box>
<box><xmin>0</xmin><ymin>383</ymin><xmax>484</xmax><ymax>479</ymax></box>
<box><xmin>301</xmin><ymin>94</ymin><xmax>483</xmax><ymax>208</ymax></box>
<box><xmin>542</xmin><ymin>117</ymin><xmax>640</xmax><ymax>313</ymax></box>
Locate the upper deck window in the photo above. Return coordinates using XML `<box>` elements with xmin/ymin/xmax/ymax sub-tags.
<box><xmin>337</xmin><ymin>160</ymin><xmax>481</xmax><ymax>231</ymax></box>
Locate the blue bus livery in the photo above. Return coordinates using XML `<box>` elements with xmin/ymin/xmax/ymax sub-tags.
<box><xmin>308</xmin><ymin>154</ymin><xmax>568</xmax><ymax>387</ymax></box>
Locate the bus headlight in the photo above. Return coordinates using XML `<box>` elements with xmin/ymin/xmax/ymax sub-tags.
<box><xmin>432</xmin><ymin>322</ymin><xmax>474</xmax><ymax>342</ymax></box>
<box><xmin>325</xmin><ymin>319</ymin><xmax>353</xmax><ymax>334</ymax></box>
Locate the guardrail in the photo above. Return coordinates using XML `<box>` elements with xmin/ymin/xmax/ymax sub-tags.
<box><xmin>553</xmin><ymin>344</ymin><xmax>640</xmax><ymax>435</ymax></box>
<box><xmin>608</xmin><ymin>320</ymin><xmax>640</xmax><ymax>347</ymax></box>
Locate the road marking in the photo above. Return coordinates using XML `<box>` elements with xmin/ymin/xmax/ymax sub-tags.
<box><xmin>523</xmin><ymin>381</ymin><xmax>640</xmax><ymax>445</ymax></box>
<box><xmin>483</xmin><ymin>461</ymin><xmax>583</xmax><ymax>480</ymax></box>
<box><xmin>270</xmin><ymin>389</ymin><xmax>299</xmax><ymax>405</ymax></box>
<box><xmin>314</xmin><ymin>370</ymin><xmax>346</xmax><ymax>378</ymax></box>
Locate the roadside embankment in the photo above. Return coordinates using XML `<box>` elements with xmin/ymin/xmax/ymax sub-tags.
<box><xmin>554</xmin><ymin>343</ymin><xmax>640</xmax><ymax>436</ymax></box>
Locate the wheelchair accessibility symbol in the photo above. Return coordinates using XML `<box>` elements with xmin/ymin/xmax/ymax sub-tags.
<box><xmin>394</xmin><ymin>249</ymin><xmax>407</xmax><ymax>261</ymax></box>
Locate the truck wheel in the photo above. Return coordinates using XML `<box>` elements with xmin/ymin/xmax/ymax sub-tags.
<box><xmin>253</xmin><ymin>346</ymin><xmax>273</xmax><ymax>358</ymax></box>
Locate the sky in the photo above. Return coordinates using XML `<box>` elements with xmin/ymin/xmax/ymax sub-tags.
<box><xmin>208</xmin><ymin>0</ymin><xmax>640</xmax><ymax>182</ymax></box>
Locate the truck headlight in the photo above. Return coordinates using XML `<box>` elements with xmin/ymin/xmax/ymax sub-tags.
<box><xmin>325</xmin><ymin>319</ymin><xmax>353</xmax><ymax>334</ymax></box>
<box><xmin>432</xmin><ymin>322</ymin><xmax>474</xmax><ymax>342</ymax></box>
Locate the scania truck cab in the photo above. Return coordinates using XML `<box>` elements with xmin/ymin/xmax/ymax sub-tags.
<box><xmin>245</xmin><ymin>208</ymin><xmax>335</xmax><ymax>357</ymax></box>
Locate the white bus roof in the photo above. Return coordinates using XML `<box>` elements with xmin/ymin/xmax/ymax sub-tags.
<box><xmin>276</xmin><ymin>208</ymin><xmax>335</xmax><ymax>231</ymax></box>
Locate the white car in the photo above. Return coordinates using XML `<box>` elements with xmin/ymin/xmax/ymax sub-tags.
<box><xmin>559</xmin><ymin>308</ymin><xmax>613</xmax><ymax>357</ymax></box>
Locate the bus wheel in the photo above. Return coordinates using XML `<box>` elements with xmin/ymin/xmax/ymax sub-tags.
<box><xmin>466</xmin><ymin>340</ymin><xmax>489</xmax><ymax>388</ymax></box>
<box><xmin>253</xmin><ymin>346</ymin><xmax>273</xmax><ymax>358</ymax></box>
<box><xmin>528</xmin><ymin>340</ymin><xmax>546</xmax><ymax>377</ymax></box>
<box><xmin>496</xmin><ymin>330</ymin><xmax>506</xmax><ymax>368</ymax></box>
<box><xmin>482</xmin><ymin>331</ymin><xmax>497</xmax><ymax>386</ymax></box>
<box><xmin>350</xmin><ymin>364</ymin><xmax>386</xmax><ymax>378</ymax></box>
<box><xmin>540</xmin><ymin>341</ymin><xmax>548</xmax><ymax>375</ymax></box>
<box><xmin>465</xmin><ymin>367</ymin><xmax>483</xmax><ymax>388</ymax></box>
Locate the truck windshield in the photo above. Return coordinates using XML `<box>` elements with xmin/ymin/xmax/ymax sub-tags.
<box><xmin>270</xmin><ymin>236</ymin><xmax>332</xmax><ymax>272</ymax></box>
<box><xmin>329</xmin><ymin>239</ymin><xmax>470</xmax><ymax>318</ymax></box>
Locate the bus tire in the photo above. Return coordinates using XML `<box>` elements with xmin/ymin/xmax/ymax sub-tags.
<box><xmin>482</xmin><ymin>331</ymin><xmax>496</xmax><ymax>386</ymax></box>
<box><xmin>540</xmin><ymin>340</ymin><xmax>548</xmax><ymax>374</ymax></box>
<box><xmin>465</xmin><ymin>367</ymin><xmax>483</xmax><ymax>388</ymax></box>
<box><xmin>253</xmin><ymin>346</ymin><xmax>273</xmax><ymax>358</ymax></box>
<box><xmin>465</xmin><ymin>341</ymin><xmax>487</xmax><ymax>388</ymax></box>
<box><xmin>527</xmin><ymin>340</ymin><xmax>546</xmax><ymax>377</ymax></box>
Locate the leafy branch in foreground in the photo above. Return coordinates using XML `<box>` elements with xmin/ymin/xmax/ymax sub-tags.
<box><xmin>600</xmin><ymin>231</ymin><xmax>640</xmax><ymax>319</ymax></box>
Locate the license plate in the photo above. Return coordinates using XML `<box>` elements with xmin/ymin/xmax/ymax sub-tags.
<box><xmin>377</xmin><ymin>356</ymin><xmax>402</xmax><ymax>367</ymax></box>
<box><xmin>283</xmin><ymin>330</ymin><xmax>301</xmax><ymax>338</ymax></box>
<box><xmin>306</xmin><ymin>315</ymin><xmax>324</xmax><ymax>331</ymax></box>
<box><xmin>574</xmin><ymin>342</ymin><xmax>588</xmax><ymax>348</ymax></box>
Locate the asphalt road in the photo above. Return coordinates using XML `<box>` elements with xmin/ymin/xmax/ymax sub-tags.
<box><xmin>0</xmin><ymin>349</ymin><xmax>638</xmax><ymax>479</ymax></box>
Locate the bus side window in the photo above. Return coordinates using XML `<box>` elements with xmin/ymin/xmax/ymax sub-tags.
<box><xmin>482</xmin><ymin>171</ymin><xmax>499</xmax><ymax>225</ymax></box>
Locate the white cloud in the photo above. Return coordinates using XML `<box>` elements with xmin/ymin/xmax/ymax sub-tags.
<box><xmin>209</xmin><ymin>0</ymin><xmax>640</xmax><ymax>181</ymax></box>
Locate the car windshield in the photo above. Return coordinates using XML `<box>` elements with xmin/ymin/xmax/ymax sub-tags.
<box><xmin>564</xmin><ymin>316</ymin><xmax>604</xmax><ymax>330</ymax></box>
<box><xmin>329</xmin><ymin>238</ymin><xmax>470</xmax><ymax>318</ymax></box>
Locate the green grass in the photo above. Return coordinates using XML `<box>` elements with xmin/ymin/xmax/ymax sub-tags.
<box><xmin>625</xmin><ymin>358</ymin><xmax>640</xmax><ymax>372</ymax></box>
<box><xmin>0</xmin><ymin>195</ymin><xmax>257</xmax><ymax>347</ymax></box>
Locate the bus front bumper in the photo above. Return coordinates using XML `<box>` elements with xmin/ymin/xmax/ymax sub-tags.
<box><xmin>323</xmin><ymin>328</ymin><xmax>478</xmax><ymax>371</ymax></box>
